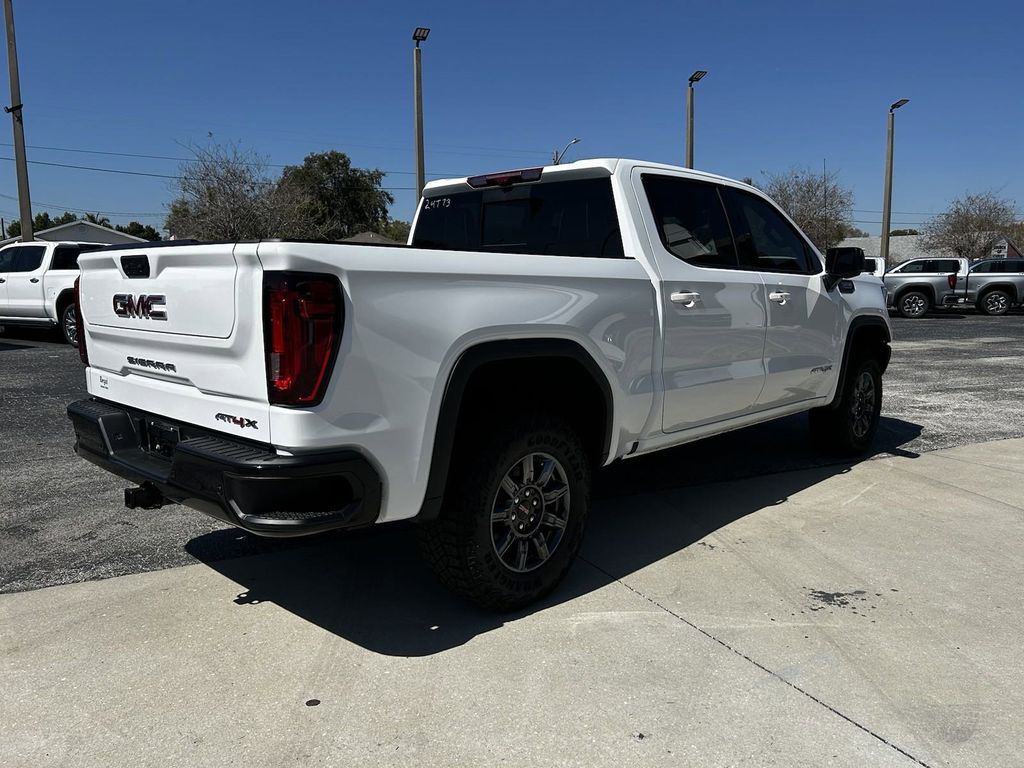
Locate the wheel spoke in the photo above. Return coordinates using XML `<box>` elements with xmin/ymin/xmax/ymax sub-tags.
<box><xmin>496</xmin><ymin>532</ymin><xmax>514</xmax><ymax>559</ymax></box>
<box><xmin>542</xmin><ymin>511</ymin><xmax>567</xmax><ymax>529</ymax></box>
<box><xmin>520</xmin><ymin>456</ymin><xmax>534</xmax><ymax>484</ymax></box>
<box><xmin>500</xmin><ymin>475</ymin><xmax>519</xmax><ymax>497</ymax></box>
<box><xmin>536</xmin><ymin>458</ymin><xmax>556</xmax><ymax>487</ymax></box>
<box><xmin>491</xmin><ymin>504</ymin><xmax>512</xmax><ymax>524</ymax></box>
<box><xmin>516</xmin><ymin>540</ymin><xmax>529</xmax><ymax>570</ymax></box>
<box><xmin>543</xmin><ymin>485</ymin><xmax>568</xmax><ymax>505</ymax></box>
<box><xmin>532</xmin><ymin>534</ymin><xmax>550</xmax><ymax>561</ymax></box>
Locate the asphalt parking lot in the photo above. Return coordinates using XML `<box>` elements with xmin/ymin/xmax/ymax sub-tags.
<box><xmin>3</xmin><ymin>313</ymin><xmax>1024</xmax><ymax>767</ymax></box>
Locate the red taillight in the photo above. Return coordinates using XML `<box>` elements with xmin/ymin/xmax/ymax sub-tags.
<box><xmin>466</xmin><ymin>167</ymin><xmax>543</xmax><ymax>188</ymax></box>
<box><xmin>948</xmin><ymin>274</ymin><xmax>957</xmax><ymax>289</ymax></box>
<box><xmin>263</xmin><ymin>272</ymin><xmax>342</xmax><ymax>406</ymax></box>
<box><xmin>74</xmin><ymin>276</ymin><xmax>88</xmax><ymax>365</ymax></box>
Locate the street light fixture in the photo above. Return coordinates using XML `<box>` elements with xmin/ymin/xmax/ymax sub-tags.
<box><xmin>685</xmin><ymin>70</ymin><xmax>707</xmax><ymax>168</ymax></box>
<box><xmin>552</xmin><ymin>137</ymin><xmax>580</xmax><ymax>166</ymax></box>
<box><xmin>412</xmin><ymin>27</ymin><xmax>431</xmax><ymax>198</ymax></box>
<box><xmin>880</xmin><ymin>98</ymin><xmax>909</xmax><ymax>270</ymax></box>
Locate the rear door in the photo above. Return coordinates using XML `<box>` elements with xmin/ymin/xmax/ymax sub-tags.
<box><xmin>3</xmin><ymin>244</ymin><xmax>48</xmax><ymax>317</ymax></box>
<box><xmin>634</xmin><ymin>170</ymin><xmax>767</xmax><ymax>432</ymax></box>
<box><xmin>720</xmin><ymin>186</ymin><xmax>842</xmax><ymax>409</ymax></box>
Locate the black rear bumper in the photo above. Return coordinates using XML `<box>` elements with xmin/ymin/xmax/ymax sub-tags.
<box><xmin>67</xmin><ymin>398</ymin><xmax>381</xmax><ymax>537</ymax></box>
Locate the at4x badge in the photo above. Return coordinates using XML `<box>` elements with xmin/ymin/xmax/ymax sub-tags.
<box><xmin>215</xmin><ymin>412</ymin><xmax>259</xmax><ymax>430</ymax></box>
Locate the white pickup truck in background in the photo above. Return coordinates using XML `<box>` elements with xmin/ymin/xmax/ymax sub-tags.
<box><xmin>0</xmin><ymin>240</ymin><xmax>102</xmax><ymax>345</ymax></box>
<box><xmin>67</xmin><ymin>158</ymin><xmax>892</xmax><ymax>609</ymax></box>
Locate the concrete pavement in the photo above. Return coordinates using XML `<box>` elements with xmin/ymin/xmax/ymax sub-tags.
<box><xmin>4</xmin><ymin>438</ymin><xmax>1024</xmax><ymax>767</ymax></box>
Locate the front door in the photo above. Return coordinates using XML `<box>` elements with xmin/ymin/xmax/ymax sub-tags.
<box><xmin>635</xmin><ymin>170</ymin><xmax>768</xmax><ymax>432</ymax></box>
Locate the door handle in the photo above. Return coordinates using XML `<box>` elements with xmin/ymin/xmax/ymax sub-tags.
<box><xmin>670</xmin><ymin>291</ymin><xmax>701</xmax><ymax>307</ymax></box>
<box><xmin>0</xmin><ymin>277</ymin><xmax>5</xmax><ymax>283</ymax></box>
<box><xmin>30</xmin><ymin>277</ymin><xmax>40</xmax><ymax>283</ymax></box>
<box><xmin>768</xmin><ymin>291</ymin><xmax>791</xmax><ymax>305</ymax></box>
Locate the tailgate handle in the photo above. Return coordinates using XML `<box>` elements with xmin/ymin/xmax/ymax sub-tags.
<box><xmin>121</xmin><ymin>255</ymin><xmax>151</xmax><ymax>279</ymax></box>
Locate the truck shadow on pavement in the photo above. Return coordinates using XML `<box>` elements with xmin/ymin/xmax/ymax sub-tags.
<box><xmin>186</xmin><ymin>414</ymin><xmax>922</xmax><ymax>657</ymax></box>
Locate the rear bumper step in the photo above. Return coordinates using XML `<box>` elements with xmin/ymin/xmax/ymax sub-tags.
<box><xmin>67</xmin><ymin>398</ymin><xmax>381</xmax><ymax>537</ymax></box>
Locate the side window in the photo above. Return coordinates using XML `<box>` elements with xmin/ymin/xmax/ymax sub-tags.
<box><xmin>641</xmin><ymin>174</ymin><xmax>737</xmax><ymax>269</ymax></box>
<box><xmin>9</xmin><ymin>245</ymin><xmax>46</xmax><ymax>272</ymax></box>
<box><xmin>932</xmin><ymin>259</ymin><xmax>960</xmax><ymax>273</ymax></box>
<box><xmin>899</xmin><ymin>260</ymin><xmax>925</xmax><ymax>273</ymax></box>
<box><xmin>1011</xmin><ymin>260</ymin><xmax>1024</xmax><ymax>272</ymax></box>
<box><xmin>0</xmin><ymin>247</ymin><xmax>15</xmax><ymax>272</ymax></box>
<box><xmin>861</xmin><ymin>258</ymin><xmax>878</xmax><ymax>273</ymax></box>
<box><xmin>51</xmin><ymin>246</ymin><xmax>83</xmax><ymax>271</ymax></box>
<box><xmin>971</xmin><ymin>261</ymin><xmax>993</xmax><ymax>273</ymax></box>
<box><xmin>722</xmin><ymin>188</ymin><xmax>818</xmax><ymax>274</ymax></box>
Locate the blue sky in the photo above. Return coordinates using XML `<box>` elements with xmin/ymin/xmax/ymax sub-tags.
<box><xmin>1</xmin><ymin>0</ymin><xmax>1021</xmax><ymax>234</ymax></box>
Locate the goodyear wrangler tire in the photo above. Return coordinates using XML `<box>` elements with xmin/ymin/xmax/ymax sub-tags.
<box><xmin>418</xmin><ymin>414</ymin><xmax>591</xmax><ymax>611</ymax></box>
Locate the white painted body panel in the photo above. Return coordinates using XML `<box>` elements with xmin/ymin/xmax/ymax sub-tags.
<box><xmin>0</xmin><ymin>241</ymin><xmax>89</xmax><ymax>322</ymax></box>
<box><xmin>75</xmin><ymin>158</ymin><xmax>891</xmax><ymax>524</ymax></box>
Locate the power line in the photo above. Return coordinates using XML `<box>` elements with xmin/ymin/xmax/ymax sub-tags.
<box><xmin>0</xmin><ymin>141</ymin><xmax>472</xmax><ymax>177</ymax></box>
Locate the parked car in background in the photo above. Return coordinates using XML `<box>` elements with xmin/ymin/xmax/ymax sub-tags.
<box><xmin>941</xmin><ymin>258</ymin><xmax>1024</xmax><ymax>316</ymax></box>
<box><xmin>883</xmin><ymin>257</ymin><xmax>969</xmax><ymax>318</ymax></box>
<box><xmin>0</xmin><ymin>240</ymin><xmax>103</xmax><ymax>345</ymax></box>
<box><xmin>861</xmin><ymin>256</ymin><xmax>886</xmax><ymax>278</ymax></box>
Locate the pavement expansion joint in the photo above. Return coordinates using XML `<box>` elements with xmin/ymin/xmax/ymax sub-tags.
<box><xmin>579</xmin><ymin>554</ymin><xmax>936</xmax><ymax>768</ymax></box>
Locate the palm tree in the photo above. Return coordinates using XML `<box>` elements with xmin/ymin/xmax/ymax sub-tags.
<box><xmin>83</xmin><ymin>213</ymin><xmax>112</xmax><ymax>228</ymax></box>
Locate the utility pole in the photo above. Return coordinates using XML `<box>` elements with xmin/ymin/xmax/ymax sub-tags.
<box><xmin>412</xmin><ymin>27</ymin><xmax>430</xmax><ymax>200</ymax></box>
<box><xmin>880</xmin><ymin>98</ymin><xmax>909</xmax><ymax>270</ymax></box>
<box><xmin>3</xmin><ymin>0</ymin><xmax>32</xmax><ymax>240</ymax></box>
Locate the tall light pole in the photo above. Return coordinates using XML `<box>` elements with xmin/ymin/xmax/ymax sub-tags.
<box><xmin>412</xmin><ymin>27</ymin><xmax>430</xmax><ymax>199</ymax></box>
<box><xmin>3</xmin><ymin>0</ymin><xmax>32</xmax><ymax>241</ymax></box>
<box><xmin>552</xmin><ymin>137</ymin><xmax>580</xmax><ymax>165</ymax></box>
<box><xmin>685</xmin><ymin>70</ymin><xmax>706</xmax><ymax>169</ymax></box>
<box><xmin>880</xmin><ymin>98</ymin><xmax>909</xmax><ymax>270</ymax></box>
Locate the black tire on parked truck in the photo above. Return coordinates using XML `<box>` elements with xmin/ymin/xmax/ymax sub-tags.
<box><xmin>60</xmin><ymin>302</ymin><xmax>79</xmax><ymax>347</ymax></box>
<box><xmin>896</xmin><ymin>290</ymin><xmax>929</xmax><ymax>319</ymax></box>
<box><xmin>418</xmin><ymin>414</ymin><xmax>591</xmax><ymax>611</ymax></box>
<box><xmin>978</xmin><ymin>289</ymin><xmax>1011</xmax><ymax>316</ymax></box>
<box><xmin>808</xmin><ymin>358</ymin><xmax>883</xmax><ymax>456</ymax></box>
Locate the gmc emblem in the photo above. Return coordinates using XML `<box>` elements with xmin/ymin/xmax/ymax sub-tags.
<box><xmin>113</xmin><ymin>293</ymin><xmax>167</xmax><ymax>321</ymax></box>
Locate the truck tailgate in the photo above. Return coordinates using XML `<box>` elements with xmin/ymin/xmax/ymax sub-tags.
<box><xmin>77</xmin><ymin>242</ymin><xmax>271</xmax><ymax>440</ymax></box>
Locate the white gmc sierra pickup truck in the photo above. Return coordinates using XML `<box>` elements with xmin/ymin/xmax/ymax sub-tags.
<box><xmin>67</xmin><ymin>159</ymin><xmax>892</xmax><ymax>609</ymax></box>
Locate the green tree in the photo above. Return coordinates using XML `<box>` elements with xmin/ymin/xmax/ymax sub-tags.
<box><xmin>5</xmin><ymin>211</ymin><xmax>78</xmax><ymax>237</ymax></box>
<box><xmin>115</xmin><ymin>221</ymin><xmax>162</xmax><ymax>241</ymax></box>
<box><xmin>83</xmin><ymin>213</ymin><xmax>113</xmax><ymax>228</ymax></box>
<box><xmin>377</xmin><ymin>219</ymin><xmax>411</xmax><ymax>242</ymax></box>
<box><xmin>280</xmin><ymin>151</ymin><xmax>393</xmax><ymax>240</ymax></box>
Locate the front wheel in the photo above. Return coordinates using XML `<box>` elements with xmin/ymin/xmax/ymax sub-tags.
<box><xmin>978</xmin><ymin>290</ymin><xmax>1011</xmax><ymax>316</ymax></box>
<box><xmin>897</xmin><ymin>291</ymin><xmax>929</xmax><ymax>319</ymax></box>
<box><xmin>808</xmin><ymin>358</ymin><xmax>883</xmax><ymax>456</ymax></box>
<box><xmin>418</xmin><ymin>415</ymin><xmax>591</xmax><ymax>611</ymax></box>
<box><xmin>61</xmin><ymin>303</ymin><xmax>79</xmax><ymax>347</ymax></box>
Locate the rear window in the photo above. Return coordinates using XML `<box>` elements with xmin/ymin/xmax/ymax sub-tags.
<box><xmin>412</xmin><ymin>177</ymin><xmax>624</xmax><ymax>258</ymax></box>
<box><xmin>862</xmin><ymin>258</ymin><xmax>878</xmax><ymax>273</ymax></box>
<box><xmin>51</xmin><ymin>245</ymin><xmax>101</xmax><ymax>271</ymax></box>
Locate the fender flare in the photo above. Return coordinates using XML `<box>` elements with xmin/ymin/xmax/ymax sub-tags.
<box><xmin>416</xmin><ymin>338</ymin><xmax>614</xmax><ymax>521</ymax></box>
<box><xmin>828</xmin><ymin>316</ymin><xmax>892</xmax><ymax>409</ymax></box>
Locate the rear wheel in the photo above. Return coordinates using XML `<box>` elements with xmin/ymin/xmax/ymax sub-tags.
<box><xmin>60</xmin><ymin>303</ymin><xmax>79</xmax><ymax>347</ymax></box>
<box><xmin>978</xmin><ymin>289</ymin><xmax>1011</xmax><ymax>316</ymax></box>
<box><xmin>897</xmin><ymin>291</ymin><xmax>929</xmax><ymax>318</ymax></box>
<box><xmin>418</xmin><ymin>414</ymin><xmax>590</xmax><ymax>611</ymax></box>
<box><xmin>809</xmin><ymin>358</ymin><xmax>882</xmax><ymax>455</ymax></box>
